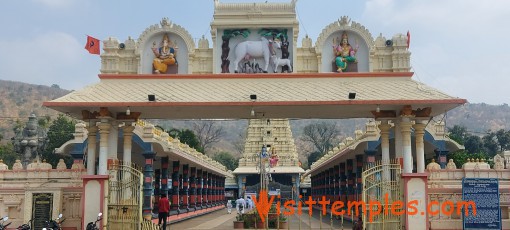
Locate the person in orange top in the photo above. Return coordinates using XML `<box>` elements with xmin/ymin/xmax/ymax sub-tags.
<box><xmin>158</xmin><ymin>193</ymin><xmax>170</xmax><ymax>230</ymax></box>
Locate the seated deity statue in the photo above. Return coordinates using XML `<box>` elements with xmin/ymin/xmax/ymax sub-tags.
<box><xmin>152</xmin><ymin>34</ymin><xmax>178</xmax><ymax>74</ymax></box>
<box><xmin>333</xmin><ymin>31</ymin><xmax>358</xmax><ymax>72</ymax></box>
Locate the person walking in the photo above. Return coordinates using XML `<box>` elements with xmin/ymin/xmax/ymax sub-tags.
<box><xmin>158</xmin><ymin>194</ymin><xmax>170</xmax><ymax>230</ymax></box>
<box><xmin>226</xmin><ymin>200</ymin><xmax>233</xmax><ymax>214</ymax></box>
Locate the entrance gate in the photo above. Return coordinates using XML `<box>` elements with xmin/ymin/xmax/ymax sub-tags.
<box><xmin>107</xmin><ymin>162</ymin><xmax>143</xmax><ymax>230</ymax></box>
<box><xmin>362</xmin><ymin>159</ymin><xmax>403</xmax><ymax>230</ymax></box>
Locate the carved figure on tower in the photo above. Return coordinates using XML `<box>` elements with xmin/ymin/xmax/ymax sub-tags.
<box><xmin>333</xmin><ymin>31</ymin><xmax>358</xmax><ymax>72</ymax></box>
<box><xmin>152</xmin><ymin>34</ymin><xmax>178</xmax><ymax>74</ymax></box>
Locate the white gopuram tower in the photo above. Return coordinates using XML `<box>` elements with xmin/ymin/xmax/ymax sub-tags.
<box><xmin>234</xmin><ymin>119</ymin><xmax>304</xmax><ymax>200</ymax></box>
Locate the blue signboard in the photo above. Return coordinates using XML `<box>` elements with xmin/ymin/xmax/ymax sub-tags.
<box><xmin>462</xmin><ymin>178</ymin><xmax>501</xmax><ymax>230</ymax></box>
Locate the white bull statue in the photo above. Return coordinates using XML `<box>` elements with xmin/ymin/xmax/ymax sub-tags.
<box><xmin>233</xmin><ymin>37</ymin><xmax>281</xmax><ymax>73</ymax></box>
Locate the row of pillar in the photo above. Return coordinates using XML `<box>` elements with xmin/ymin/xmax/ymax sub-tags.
<box><xmin>85</xmin><ymin>119</ymin><xmax>136</xmax><ymax>175</ymax></box>
<box><xmin>309</xmin><ymin>117</ymin><xmax>430</xmax><ymax>203</ymax></box>
<box><xmin>311</xmin><ymin>156</ymin><xmax>364</xmax><ymax>204</ymax></box>
<box><xmin>145</xmin><ymin>156</ymin><xmax>226</xmax><ymax>217</ymax></box>
<box><xmin>84</xmin><ymin>118</ymin><xmax>226</xmax><ymax>219</ymax></box>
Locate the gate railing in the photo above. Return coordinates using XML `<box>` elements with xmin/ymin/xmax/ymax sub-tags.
<box><xmin>107</xmin><ymin>161</ymin><xmax>143</xmax><ymax>230</ymax></box>
<box><xmin>362</xmin><ymin>159</ymin><xmax>403</xmax><ymax>230</ymax></box>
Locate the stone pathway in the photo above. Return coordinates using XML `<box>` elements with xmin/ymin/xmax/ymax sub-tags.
<box><xmin>168</xmin><ymin>207</ymin><xmax>354</xmax><ymax>229</ymax></box>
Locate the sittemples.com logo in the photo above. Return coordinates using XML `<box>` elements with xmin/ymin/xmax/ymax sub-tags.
<box><xmin>252</xmin><ymin>190</ymin><xmax>477</xmax><ymax>222</ymax></box>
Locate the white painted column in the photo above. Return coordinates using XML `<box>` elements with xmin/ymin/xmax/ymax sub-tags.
<box><xmin>86</xmin><ymin>124</ymin><xmax>98</xmax><ymax>175</ymax></box>
<box><xmin>414</xmin><ymin>121</ymin><xmax>427</xmax><ymax>173</ymax></box>
<box><xmin>394</xmin><ymin>120</ymin><xmax>403</xmax><ymax>159</ymax></box>
<box><xmin>123</xmin><ymin>124</ymin><xmax>135</xmax><ymax>165</ymax></box>
<box><xmin>379</xmin><ymin>121</ymin><xmax>392</xmax><ymax>180</ymax></box>
<box><xmin>400</xmin><ymin>117</ymin><xmax>413</xmax><ymax>174</ymax></box>
<box><xmin>97</xmin><ymin>120</ymin><xmax>111</xmax><ymax>175</ymax></box>
<box><xmin>108</xmin><ymin>121</ymin><xmax>119</xmax><ymax>160</ymax></box>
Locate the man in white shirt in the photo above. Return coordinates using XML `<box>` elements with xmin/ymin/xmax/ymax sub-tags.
<box><xmin>235</xmin><ymin>197</ymin><xmax>246</xmax><ymax>214</ymax></box>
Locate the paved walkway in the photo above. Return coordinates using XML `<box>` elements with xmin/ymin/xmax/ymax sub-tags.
<box><xmin>168</xmin><ymin>207</ymin><xmax>354</xmax><ymax>229</ymax></box>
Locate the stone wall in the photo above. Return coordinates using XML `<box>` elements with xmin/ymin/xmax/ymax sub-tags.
<box><xmin>426</xmin><ymin>157</ymin><xmax>510</xmax><ymax>229</ymax></box>
<box><xmin>0</xmin><ymin>160</ymin><xmax>86</xmax><ymax>230</ymax></box>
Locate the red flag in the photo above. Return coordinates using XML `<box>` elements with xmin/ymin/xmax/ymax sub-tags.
<box><xmin>85</xmin><ymin>35</ymin><xmax>100</xmax><ymax>55</ymax></box>
<box><xmin>406</xmin><ymin>31</ymin><xmax>410</xmax><ymax>49</ymax></box>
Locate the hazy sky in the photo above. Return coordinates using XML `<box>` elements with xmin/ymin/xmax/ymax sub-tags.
<box><xmin>0</xmin><ymin>0</ymin><xmax>508</xmax><ymax>105</ymax></box>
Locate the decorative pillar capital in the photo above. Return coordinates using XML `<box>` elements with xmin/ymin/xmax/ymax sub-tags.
<box><xmin>97</xmin><ymin>122</ymin><xmax>111</xmax><ymax>134</ymax></box>
<box><xmin>86</xmin><ymin>125</ymin><xmax>98</xmax><ymax>135</ymax></box>
<box><xmin>122</xmin><ymin>124</ymin><xmax>135</xmax><ymax>134</ymax></box>
<box><xmin>413</xmin><ymin>122</ymin><xmax>427</xmax><ymax>135</ymax></box>
<box><xmin>378</xmin><ymin>120</ymin><xmax>391</xmax><ymax>131</ymax></box>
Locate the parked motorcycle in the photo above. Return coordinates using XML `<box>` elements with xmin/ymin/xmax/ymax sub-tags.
<box><xmin>86</xmin><ymin>213</ymin><xmax>103</xmax><ymax>230</ymax></box>
<box><xmin>17</xmin><ymin>219</ymin><xmax>33</xmax><ymax>230</ymax></box>
<box><xmin>0</xmin><ymin>216</ymin><xmax>12</xmax><ymax>230</ymax></box>
<box><xmin>42</xmin><ymin>214</ymin><xmax>64</xmax><ymax>230</ymax></box>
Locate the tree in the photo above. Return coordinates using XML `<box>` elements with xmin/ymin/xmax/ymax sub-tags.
<box><xmin>448</xmin><ymin>150</ymin><xmax>491</xmax><ymax>168</ymax></box>
<box><xmin>0</xmin><ymin>143</ymin><xmax>17</xmax><ymax>167</ymax></box>
<box><xmin>447</xmin><ymin>125</ymin><xmax>469</xmax><ymax>145</ymax></box>
<box><xmin>495</xmin><ymin>129</ymin><xmax>510</xmax><ymax>152</ymax></box>
<box><xmin>212</xmin><ymin>152</ymin><xmax>238</xmax><ymax>171</ymax></box>
<box><xmin>232</xmin><ymin>131</ymin><xmax>246</xmax><ymax>156</ymax></box>
<box><xmin>42</xmin><ymin>115</ymin><xmax>75</xmax><ymax>167</ymax></box>
<box><xmin>307</xmin><ymin>151</ymin><xmax>323</xmax><ymax>167</ymax></box>
<box><xmin>167</xmin><ymin>128</ymin><xmax>203</xmax><ymax>153</ymax></box>
<box><xmin>301</xmin><ymin>122</ymin><xmax>339</xmax><ymax>154</ymax></box>
<box><xmin>482</xmin><ymin>132</ymin><xmax>499</xmax><ymax>157</ymax></box>
<box><xmin>464</xmin><ymin>135</ymin><xmax>484</xmax><ymax>154</ymax></box>
<box><xmin>193</xmin><ymin>121</ymin><xmax>225</xmax><ymax>154</ymax></box>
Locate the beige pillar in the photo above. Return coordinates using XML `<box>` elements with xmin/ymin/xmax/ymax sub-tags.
<box><xmin>123</xmin><ymin>124</ymin><xmax>135</xmax><ymax>164</ymax></box>
<box><xmin>108</xmin><ymin>121</ymin><xmax>119</xmax><ymax>160</ymax></box>
<box><xmin>379</xmin><ymin>121</ymin><xmax>391</xmax><ymax>164</ymax></box>
<box><xmin>400</xmin><ymin>117</ymin><xmax>413</xmax><ymax>174</ymax></box>
<box><xmin>86</xmin><ymin>124</ymin><xmax>98</xmax><ymax>175</ymax></box>
<box><xmin>379</xmin><ymin>120</ymin><xmax>392</xmax><ymax>181</ymax></box>
<box><xmin>414</xmin><ymin>121</ymin><xmax>427</xmax><ymax>173</ymax></box>
<box><xmin>394</xmin><ymin>121</ymin><xmax>403</xmax><ymax>159</ymax></box>
<box><xmin>97</xmin><ymin>120</ymin><xmax>111</xmax><ymax>175</ymax></box>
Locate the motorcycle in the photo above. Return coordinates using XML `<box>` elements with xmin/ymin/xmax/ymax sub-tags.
<box><xmin>42</xmin><ymin>214</ymin><xmax>65</xmax><ymax>230</ymax></box>
<box><xmin>86</xmin><ymin>213</ymin><xmax>103</xmax><ymax>230</ymax></box>
<box><xmin>0</xmin><ymin>216</ymin><xmax>12</xmax><ymax>230</ymax></box>
<box><xmin>17</xmin><ymin>219</ymin><xmax>33</xmax><ymax>230</ymax></box>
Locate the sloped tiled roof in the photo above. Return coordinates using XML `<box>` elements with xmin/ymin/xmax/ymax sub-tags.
<box><xmin>44</xmin><ymin>73</ymin><xmax>466</xmax><ymax>119</ymax></box>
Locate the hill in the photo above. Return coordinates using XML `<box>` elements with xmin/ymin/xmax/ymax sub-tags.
<box><xmin>0</xmin><ymin>80</ymin><xmax>71</xmax><ymax>142</ymax></box>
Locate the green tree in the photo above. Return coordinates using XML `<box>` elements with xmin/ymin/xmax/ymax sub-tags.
<box><xmin>42</xmin><ymin>115</ymin><xmax>75</xmax><ymax>167</ymax></box>
<box><xmin>212</xmin><ymin>152</ymin><xmax>238</xmax><ymax>171</ymax></box>
<box><xmin>167</xmin><ymin>128</ymin><xmax>203</xmax><ymax>153</ymax></box>
<box><xmin>482</xmin><ymin>132</ymin><xmax>499</xmax><ymax>157</ymax></box>
<box><xmin>447</xmin><ymin>125</ymin><xmax>469</xmax><ymax>145</ymax></box>
<box><xmin>447</xmin><ymin>150</ymin><xmax>491</xmax><ymax>168</ymax></box>
<box><xmin>307</xmin><ymin>151</ymin><xmax>323</xmax><ymax>167</ymax></box>
<box><xmin>0</xmin><ymin>143</ymin><xmax>17</xmax><ymax>167</ymax></box>
<box><xmin>464</xmin><ymin>135</ymin><xmax>484</xmax><ymax>154</ymax></box>
<box><xmin>495</xmin><ymin>129</ymin><xmax>510</xmax><ymax>152</ymax></box>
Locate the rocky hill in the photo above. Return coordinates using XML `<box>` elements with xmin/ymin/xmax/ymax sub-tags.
<box><xmin>0</xmin><ymin>80</ymin><xmax>70</xmax><ymax>142</ymax></box>
<box><xmin>1</xmin><ymin>80</ymin><xmax>509</xmax><ymax>161</ymax></box>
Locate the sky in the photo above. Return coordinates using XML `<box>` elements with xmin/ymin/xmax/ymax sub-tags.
<box><xmin>0</xmin><ymin>0</ymin><xmax>509</xmax><ymax>105</ymax></box>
